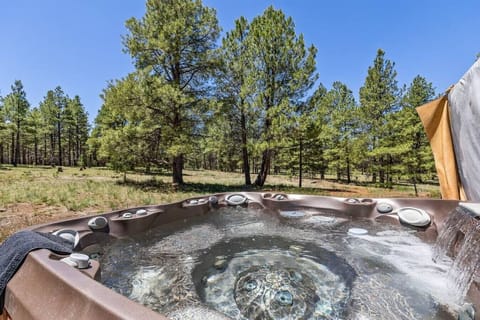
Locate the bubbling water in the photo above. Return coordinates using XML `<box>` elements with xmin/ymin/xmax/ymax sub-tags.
<box><xmin>96</xmin><ymin>206</ymin><xmax>462</xmax><ymax>320</ymax></box>
<box><xmin>193</xmin><ymin>237</ymin><xmax>354</xmax><ymax>320</ymax></box>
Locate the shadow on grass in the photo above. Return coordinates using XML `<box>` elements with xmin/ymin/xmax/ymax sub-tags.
<box><xmin>116</xmin><ymin>178</ymin><xmax>174</xmax><ymax>192</ymax></box>
<box><xmin>318</xmin><ymin>177</ymin><xmax>373</xmax><ymax>187</ymax></box>
<box><xmin>262</xmin><ymin>184</ymin><xmax>353</xmax><ymax>195</ymax></box>
<box><xmin>0</xmin><ymin>164</ymin><xmax>54</xmax><ymax>170</ymax></box>
<box><xmin>117</xmin><ymin>178</ymin><xmax>251</xmax><ymax>193</ymax></box>
<box><xmin>102</xmin><ymin>167</ymin><xmax>189</xmax><ymax>178</ymax></box>
<box><xmin>320</xmin><ymin>177</ymin><xmax>439</xmax><ymax>189</ymax></box>
<box><xmin>117</xmin><ymin>178</ymin><xmax>353</xmax><ymax>195</ymax></box>
<box><xmin>179</xmin><ymin>182</ymin><xmax>253</xmax><ymax>193</ymax></box>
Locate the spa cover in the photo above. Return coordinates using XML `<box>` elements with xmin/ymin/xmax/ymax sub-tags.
<box><xmin>417</xmin><ymin>59</ymin><xmax>480</xmax><ymax>201</ymax></box>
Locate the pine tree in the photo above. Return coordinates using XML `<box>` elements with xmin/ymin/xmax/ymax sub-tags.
<box><xmin>300</xmin><ymin>84</ymin><xmax>329</xmax><ymax>180</ymax></box>
<box><xmin>2</xmin><ymin>80</ymin><xmax>30</xmax><ymax>166</ymax></box>
<box><xmin>247</xmin><ymin>6</ymin><xmax>317</xmax><ymax>186</ymax></box>
<box><xmin>93</xmin><ymin>75</ymin><xmax>146</xmax><ymax>179</ymax></box>
<box><xmin>63</xmin><ymin>96</ymin><xmax>89</xmax><ymax>166</ymax></box>
<box><xmin>39</xmin><ymin>90</ymin><xmax>57</xmax><ymax>166</ymax></box>
<box><xmin>24</xmin><ymin>107</ymin><xmax>42</xmax><ymax>165</ymax></box>
<box><xmin>0</xmin><ymin>95</ymin><xmax>8</xmax><ymax>164</ymax></box>
<box><xmin>215</xmin><ymin>16</ymin><xmax>254</xmax><ymax>185</ymax></box>
<box><xmin>123</xmin><ymin>0</ymin><xmax>220</xmax><ymax>184</ymax></box>
<box><xmin>397</xmin><ymin>75</ymin><xmax>436</xmax><ymax>195</ymax></box>
<box><xmin>359</xmin><ymin>49</ymin><xmax>400</xmax><ymax>185</ymax></box>
<box><xmin>53</xmin><ymin>87</ymin><xmax>68</xmax><ymax>166</ymax></box>
<box><xmin>202</xmin><ymin>100</ymin><xmax>243</xmax><ymax>172</ymax></box>
<box><xmin>324</xmin><ymin>82</ymin><xmax>357</xmax><ymax>183</ymax></box>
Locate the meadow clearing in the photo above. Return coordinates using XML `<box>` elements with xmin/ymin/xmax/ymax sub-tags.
<box><xmin>0</xmin><ymin>165</ymin><xmax>440</xmax><ymax>242</ymax></box>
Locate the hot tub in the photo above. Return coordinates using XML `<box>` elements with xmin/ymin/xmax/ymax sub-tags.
<box><xmin>2</xmin><ymin>193</ymin><xmax>479</xmax><ymax>320</ymax></box>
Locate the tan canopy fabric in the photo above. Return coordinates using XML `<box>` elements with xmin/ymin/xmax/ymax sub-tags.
<box><xmin>417</xmin><ymin>59</ymin><xmax>480</xmax><ymax>201</ymax></box>
<box><xmin>416</xmin><ymin>95</ymin><xmax>467</xmax><ymax>200</ymax></box>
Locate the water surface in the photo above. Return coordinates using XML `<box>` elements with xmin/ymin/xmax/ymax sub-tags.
<box><xmin>96</xmin><ymin>206</ymin><xmax>462</xmax><ymax>320</ymax></box>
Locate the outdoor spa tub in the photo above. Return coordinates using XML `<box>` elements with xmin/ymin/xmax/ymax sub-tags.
<box><xmin>2</xmin><ymin>193</ymin><xmax>480</xmax><ymax>320</ymax></box>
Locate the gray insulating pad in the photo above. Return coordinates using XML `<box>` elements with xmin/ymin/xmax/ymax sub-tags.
<box><xmin>448</xmin><ymin>59</ymin><xmax>480</xmax><ymax>202</ymax></box>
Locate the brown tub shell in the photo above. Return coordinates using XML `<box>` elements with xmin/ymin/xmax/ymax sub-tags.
<box><xmin>2</xmin><ymin>193</ymin><xmax>477</xmax><ymax>319</ymax></box>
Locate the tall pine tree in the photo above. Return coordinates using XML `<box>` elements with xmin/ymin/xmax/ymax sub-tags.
<box><xmin>397</xmin><ymin>75</ymin><xmax>436</xmax><ymax>195</ymax></box>
<box><xmin>247</xmin><ymin>6</ymin><xmax>317</xmax><ymax>186</ymax></box>
<box><xmin>359</xmin><ymin>49</ymin><xmax>399</xmax><ymax>185</ymax></box>
<box><xmin>2</xmin><ymin>80</ymin><xmax>30</xmax><ymax>166</ymax></box>
<box><xmin>325</xmin><ymin>82</ymin><xmax>357</xmax><ymax>183</ymax></box>
<box><xmin>215</xmin><ymin>16</ymin><xmax>254</xmax><ymax>185</ymax></box>
<box><xmin>123</xmin><ymin>0</ymin><xmax>220</xmax><ymax>184</ymax></box>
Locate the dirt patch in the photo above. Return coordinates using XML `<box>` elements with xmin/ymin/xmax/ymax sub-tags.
<box><xmin>0</xmin><ymin>203</ymin><xmax>92</xmax><ymax>242</ymax></box>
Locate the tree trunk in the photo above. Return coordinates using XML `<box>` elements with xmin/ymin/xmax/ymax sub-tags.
<box><xmin>34</xmin><ymin>135</ymin><xmax>38</xmax><ymax>166</ymax></box>
<box><xmin>269</xmin><ymin>152</ymin><xmax>274</xmax><ymax>176</ymax></box>
<box><xmin>387</xmin><ymin>155</ymin><xmax>393</xmax><ymax>189</ymax></box>
<box><xmin>22</xmin><ymin>147</ymin><xmax>26</xmax><ymax>165</ymax></box>
<box><xmin>208</xmin><ymin>155</ymin><xmax>213</xmax><ymax>170</ymax></box>
<box><xmin>240</xmin><ymin>112</ymin><xmax>251</xmax><ymax>185</ymax></box>
<box><xmin>379</xmin><ymin>156</ymin><xmax>385</xmax><ymax>184</ymax></box>
<box><xmin>254</xmin><ymin>149</ymin><xmax>271</xmax><ymax>187</ymax></box>
<box><xmin>11</xmin><ymin>131</ymin><xmax>16</xmax><ymax>167</ymax></box>
<box><xmin>50</xmin><ymin>133</ymin><xmax>56</xmax><ymax>166</ymax></box>
<box><xmin>413</xmin><ymin>173</ymin><xmax>418</xmax><ymax>197</ymax></box>
<box><xmin>57</xmin><ymin>119</ymin><xmax>62</xmax><ymax>166</ymax></box>
<box><xmin>194</xmin><ymin>157</ymin><xmax>199</xmax><ymax>170</ymax></box>
<box><xmin>0</xmin><ymin>144</ymin><xmax>3</xmax><ymax>164</ymax></box>
<box><xmin>346</xmin><ymin>155</ymin><xmax>351</xmax><ymax>184</ymax></box>
<box><xmin>298</xmin><ymin>138</ymin><xmax>303</xmax><ymax>188</ymax></box>
<box><xmin>43</xmin><ymin>133</ymin><xmax>47</xmax><ymax>165</ymax></box>
<box><xmin>15</xmin><ymin>120</ymin><xmax>21</xmax><ymax>165</ymax></box>
<box><xmin>172</xmin><ymin>154</ymin><xmax>184</xmax><ymax>184</ymax></box>
<box><xmin>67</xmin><ymin>131</ymin><xmax>72</xmax><ymax>167</ymax></box>
<box><xmin>75</xmin><ymin>124</ymin><xmax>80</xmax><ymax>166</ymax></box>
<box><xmin>319</xmin><ymin>147</ymin><xmax>325</xmax><ymax>180</ymax></box>
<box><xmin>255</xmin><ymin>99</ymin><xmax>273</xmax><ymax>187</ymax></box>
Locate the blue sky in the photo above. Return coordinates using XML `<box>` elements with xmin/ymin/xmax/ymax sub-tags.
<box><xmin>1</xmin><ymin>1</ymin><xmax>478</xmax><ymax>124</ymax></box>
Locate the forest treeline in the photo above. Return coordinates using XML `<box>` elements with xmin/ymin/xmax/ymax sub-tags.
<box><xmin>0</xmin><ymin>83</ymin><xmax>89</xmax><ymax>168</ymax></box>
<box><xmin>0</xmin><ymin>0</ymin><xmax>437</xmax><ymax>192</ymax></box>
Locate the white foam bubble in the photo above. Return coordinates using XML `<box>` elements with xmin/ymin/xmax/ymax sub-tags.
<box><xmin>152</xmin><ymin>224</ymin><xmax>223</xmax><ymax>253</ymax></box>
<box><xmin>168</xmin><ymin>306</ymin><xmax>230</xmax><ymax>320</ymax></box>
<box><xmin>347</xmin><ymin>230</ymin><xmax>460</xmax><ymax>308</ymax></box>
<box><xmin>129</xmin><ymin>266</ymin><xmax>164</xmax><ymax>303</ymax></box>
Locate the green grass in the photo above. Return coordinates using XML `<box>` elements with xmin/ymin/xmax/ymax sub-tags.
<box><xmin>0</xmin><ymin>165</ymin><xmax>439</xmax><ymax>242</ymax></box>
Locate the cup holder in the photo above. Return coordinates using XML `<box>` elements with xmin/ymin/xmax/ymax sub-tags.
<box><xmin>183</xmin><ymin>198</ymin><xmax>209</xmax><ymax>207</ymax></box>
<box><xmin>225</xmin><ymin>194</ymin><xmax>248</xmax><ymax>206</ymax></box>
<box><xmin>273</xmin><ymin>194</ymin><xmax>288</xmax><ymax>201</ymax></box>
<box><xmin>345</xmin><ymin>198</ymin><xmax>360</xmax><ymax>204</ymax></box>
<box><xmin>345</xmin><ymin>198</ymin><xmax>374</xmax><ymax>205</ymax></box>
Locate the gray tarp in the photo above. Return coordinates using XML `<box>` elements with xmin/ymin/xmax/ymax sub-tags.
<box><xmin>448</xmin><ymin>59</ymin><xmax>480</xmax><ymax>201</ymax></box>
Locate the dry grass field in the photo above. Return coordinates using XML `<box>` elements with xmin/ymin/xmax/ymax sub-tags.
<box><xmin>0</xmin><ymin>165</ymin><xmax>440</xmax><ymax>242</ymax></box>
